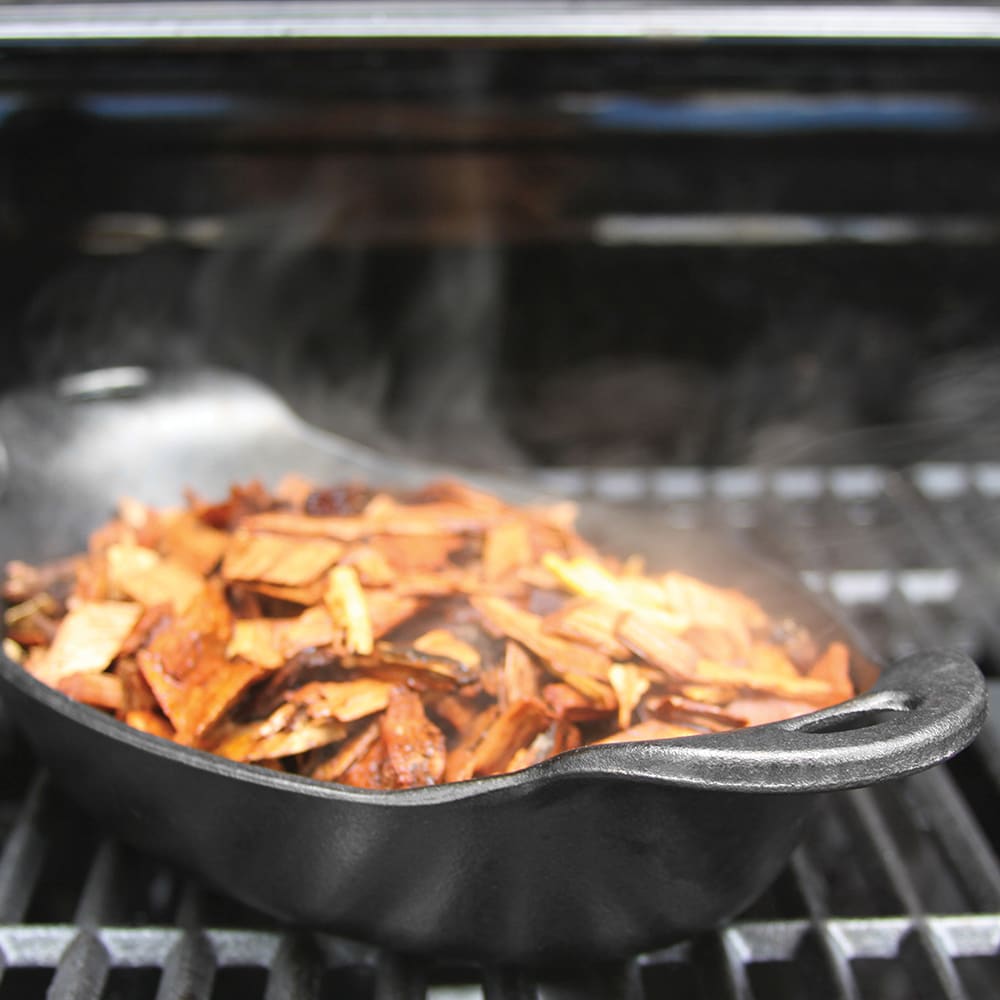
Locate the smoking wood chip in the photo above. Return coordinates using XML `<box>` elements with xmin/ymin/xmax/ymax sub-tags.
<box><xmin>216</xmin><ymin>705</ymin><xmax>346</xmax><ymax>762</ymax></box>
<box><xmin>616</xmin><ymin>609</ymin><xmax>700</xmax><ymax>678</ymax></box>
<box><xmin>413</xmin><ymin>629</ymin><xmax>481</xmax><ymax>674</ymax></box>
<box><xmin>679</xmin><ymin>683</ymin><xmax>739</xmax><ymax>705</ymax></box>
<box><xmin>137</xmin><ymin>622</ymin><xmax>264</xmax><ymax>744</ymax></box>
<box><xmin>471</xmin><ymin>596</ymin><xmax>612</xmax><ymax>680</ymax></box>
<box><xmin>430</xmin><ymin>693</ymin><xmax>479</xmax><ymax>733</ymax></box>
<box><xmin>542</xmin><ymin>601</ymin><xmax>632</xmax><ymax>660</ymax></box>
<box><xmin>542</xmin><ymin>553</ymin><xmax>671</xmax><ymax>611</ymax></box>
<box><xmin>444</xmin><ymin>705</ymin><xmax>502</xmax><ymax>782</ymax></box>
<box><xmin>246</xmin><ymin>721</ymin><xmax>347</xmax><ymax>762</ymax></box>
<box><xmin>340</xmin><ymin>734</ymin><xmax>397</xmax><ymax>789</ymax></box>
<box><xmin>4</xmin><ymin>593</ymin><xmax>60</xmax><ymax>647</ymax></box>
<box><xmin>463</xmin><ymin>699</ymin><xmax>551</xmax><ymax>778</ymax></box>
<box><xmin>3</xmin><ymin>556</ymin><xmax>80</xmax><ymax>604</ymax></box>
<box><xmin>125</xmin><ymin>710</ymin><xmax>175</xmax><ymax>740</ymax></box>
<box><xmin>809</xmin><ymin>641</ymin><xmax>853</xmax><ymax>700</ymax></box>
<box><xmin>684</xmin><ymin>625</ymin><xmax>748</xmax><ymax>664</ymax></box>
<box><xmin>542</xmin><ymin>683</ymin><xmax>615</xmax><ymax>722</ymax></box>
<box><xmin>645</xmin><ymin>694</ymin><xmax>747</xmax><ymax>732</ymax></box>
<box><xmin>594</xmin><ymin>720</ymin><xmax>701</xmax><ymax>744</ymax></box>
<box><xmin>505</xmin><ymin>728</ymin><xmax>555</xmax><ymax>773</ymax></box>
<box><xmin>311</xmin><ymin>721</ymin><xmax>381</xmax><ymax>782</ymax></box>
<box><xmin>212</xmin><ymin>703</ymin><xmax>298</xmax><ymax>761</ymax></box>
<box><xmin>692</xmin><ymin>659</ymin><xmax>840</xmax><ymax>706</ymax></box>
<box><xmin>161</xmin><ymin>513</ymin><xmax>230</xmax><ymax>575</ymax></box>
<box><xmin>57</xmin><ymin>671</ymin><xmax>124</xmax><ymax>711</ymax></box>
<box><xmin>222</xmin><ymin>533</ymin><xmax>344</xmax><ymax>587</ymax></box>
<box><xmin>107</xmin><ymin>543</ymin><xmax>205</xmax><ymax>614</ymax></box>
<box><xmin>501</xmin><ymin>639</ymin><xmax>539</xmax><ymax>707</ymax></box>
<box><xmin>553</xmin><ymin>719</ymin><xmax>583</xmax><ymax>754</ymax></box>
<box><xmin>371</xmin><ymin>535</ymin><xmax>464</xmax><ymax>574</ymax></box>
<box><xmin>115</xmin><ymin>656</ymin><xmax>160</xmax><ymax>713</ymax></box>
<box><xmin>239</xmin><ymin>512</ymin><xmax>370</xmax><ymax>542</ymax></box>
<box><xmin>366</xmin><ymin>593</ymin><xmax>423</xmax><ymax>639</ymax></box>
<box><xmin>608</xmin><ymin>663</ymin><xmax>650</xmax><ymax>731</ymax></box>
<box><xmin>286</xmin><ymin>679</ymin><xmax>393</xmax><ymax>723</ymax></box>
<box><xmin>660</xmin><ymin>572</ymin><xmax>768</xmax><ymax>633</ymax></box>
<box><xmin>30</xmin><ymin>601</ymin><xmax>142</xmax><ymax>685</ymax></box>
<box><xmin>380</xmin><ymin>686</ymin><xmax>446</xmax><ymax>788</ymax></box>
<box><xmin>748</xmin><ymin>644</ymin><xmax>801</xmax><ymax>678</ymax></box>
<box><xmin>325</xmin><ymin>566</ymin><xmax>374</xmax><ymax>655</ymax></box>
<box><xmin>340</xmin><ymin>545</ymin><xmax>397</xmax><ymax>587</ymax></box>
<box><xmin>227</xmin><ymin>606</ymin><xmax>336</xmax><ymax>668</ymax></box>
<box><xmin>351</xmin><ymin>641</ymin><xmax>474</xmax><ymax>686</ymax></box>
<box><xmin>482</xmin><ymin>521</ymin><xmax>533</xmax><ymax>580</ymax></box>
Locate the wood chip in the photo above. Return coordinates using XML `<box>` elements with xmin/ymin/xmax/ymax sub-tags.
<box><xmin>324</xmin><ymin>566</ymin><xmax>374</xmax><ymax>654</ymax></box>
<box><xmin>380</xmin><ymin>686</ymin><xmax>446</xmax><ymax>787</ymax></box>
<box><xmin>107</xmin><ymin>543</ymin><xmax>205</xmax><ymax>613</ymax></box>
<box><xmin>29</xmin><ymin>602</ymin><xmax>142</xmax><ymax>685</ymax></box>
<box><xmin>222</xmin><ymin>533</ymin><xmax>343</xmax><ymax>587</ymax></box>
<box><xmin>286</xmin><ymin>679</ymin><xmax>393</xmax><ymax>722</ymax></box>
<box><xmin>500</xmin><ymin>639</ymin><xmax>539</xmax><ymax>707</ymax></box>
<box><xmin>57</xmin><ymin>672</ymin><xmax>124</xmax><ymax>711</ymax></box>
<box><xmin>608</xmin><ymin>663</ymin><xmax>650</xmax><ymax>731</ymax></box>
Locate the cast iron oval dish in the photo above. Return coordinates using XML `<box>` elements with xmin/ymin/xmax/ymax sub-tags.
<box><xmin>0</xmin><ymin>370</ymin><xmax>986</xmax><ymax>963</ymax></box>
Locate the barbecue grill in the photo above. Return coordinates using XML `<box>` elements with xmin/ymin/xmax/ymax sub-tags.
<box><xmin>2</xmin><ymin>3</ymin><xmax>1000</xmax><ymax>997</ymax></box>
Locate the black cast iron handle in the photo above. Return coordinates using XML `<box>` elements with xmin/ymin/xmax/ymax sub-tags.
<box><xmin>561</xmin><ymin>649</ymin><xmax>986</xmax><ymax>794</ymax></box>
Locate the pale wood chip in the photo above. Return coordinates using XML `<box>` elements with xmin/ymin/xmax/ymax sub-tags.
<box><xmin>482</xmin><ymin>521</ymin><xmax>533</xmax><ymax>580</ymax></box>
<box><xmin>324</xmin><ymin>566</ymin><xmax>374</xmax><ymax>654</ymax></box>
<box><xmin>608</xmin><ymin>663</ymin><xmax>650</xmax><ymax>731</ymax></box>
<box><xmin>222</xmin><ymin>532</ymin><xmax>343</xmax><ymax>586</ymax></box>
<box><xmin>30</xmin><ymin>601</ymin><xmax>142</xmax><ymax>685</ymax></box>
<box><xmin>107</xmin><ymin>543</ymin><xmax>205</xmax><ymax>613</ymax></box>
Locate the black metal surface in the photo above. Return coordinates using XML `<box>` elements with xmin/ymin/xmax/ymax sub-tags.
<box><xmin>0</xmin><ymin>371</ymin><xmax>984</xmax><ymax>964</ymax></box>
<box><xmin>0</xmin><ymin>437</ymin><xmax>997</xmax><ymax>992</ymax></box>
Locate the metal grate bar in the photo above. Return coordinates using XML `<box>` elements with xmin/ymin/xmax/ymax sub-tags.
<box><xmin>697</xmin><ymin>930</ymin><xmax>754</xmax><ymax>1000</ymax></box>
<box><xmin>787</xmin><ymin>854</ymin><xmax>862</xmax><ymax>1000</ymax></box>
<box><xmin>901</xmin><ymin>769</ymin><xmax>1000</xmax><ymax>912</ymax></box>
<box><xmin>883</xmin><ymin>474</ymin><xmax>1000</xmax><ymax>660</ymax></box>
<box><xmin>155</xmin><ymin>930</ymin><xmax>216</xmax><ymax>1000</ymax></box>
<box><xmin>0</xmin><ymin>772</ymin><xmax>50</xmax><ymax>922</ymax></box>
<box><xmin>264</xmin><ymin>934</ymin><xmax>325</xmax><ymax>1000</ymax></box>
<box><xmin>73</xmin><ymin>839</ymin><xmax>121</xmax><ymax>927</ymax></box>
<box><xmin>48</xmin><ymin>931</ymin><xmax>111</xmax><ymax>1000</ymax></box>
<box><xmin>898</xmin><ymin>926</ymin><xmax>973</xmax><ymax>1000</ymax></box>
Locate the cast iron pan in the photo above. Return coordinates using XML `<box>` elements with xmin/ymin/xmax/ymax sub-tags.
<box><xmin>0</xmin><ymin>369</ymin><xmax>986</xmax><ymax>964</ymax></box>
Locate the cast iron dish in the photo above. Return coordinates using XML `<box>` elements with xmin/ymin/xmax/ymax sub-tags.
<box><xmin>0</xmin><ymin>370</ymin><xmax>986</xmax><ymax>964</ymax></box>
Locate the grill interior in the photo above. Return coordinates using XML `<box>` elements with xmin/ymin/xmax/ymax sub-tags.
<box><xmin>0</xmin><ymin>463</ymin><xmax>998</xmax><ymax>999</ymax></box>
<box><xmin>3</xmin><ymin>6</ymin><xmax>1000</xmax><ymax>994</ymax></box>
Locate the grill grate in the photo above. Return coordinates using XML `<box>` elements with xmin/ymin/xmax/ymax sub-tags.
<box><xmin>1</xmin><ymin>462</ymin><xmax>999</xmax><ymax>998</ymax></box>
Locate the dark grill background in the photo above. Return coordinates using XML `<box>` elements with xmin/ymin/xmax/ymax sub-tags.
<box><xmin>0</xmin><ymin>464</ymin><xmax>998</xmax><ymax>999</ymax></box>
<box><xmin>3</xmin><ymin>6</ymin><xmax>1000</xmax><ymax>996</ymax></box>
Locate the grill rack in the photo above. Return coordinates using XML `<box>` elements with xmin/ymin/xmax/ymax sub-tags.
<box><xmin>0</xmin><ymin>462</ymin><xmax>999</xmax><ymax>999</ymax></box>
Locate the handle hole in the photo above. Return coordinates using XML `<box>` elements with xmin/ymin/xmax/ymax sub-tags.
<box><xmin>796</xmin><ymin>706</ymin><xmax>908</xmax><ymax>735</ymax></box>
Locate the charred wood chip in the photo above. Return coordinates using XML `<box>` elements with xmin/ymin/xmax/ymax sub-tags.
<box><xmin>380</xmin><ymin>686</ymin><xmax>446</xmax><ymax>787</ymax></box>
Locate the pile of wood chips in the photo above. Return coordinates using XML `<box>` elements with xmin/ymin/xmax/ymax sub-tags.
<box><xmin>2</xmin><ymin>478</ymin><xmax>854</xmax><ymax>788</ymax></box>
